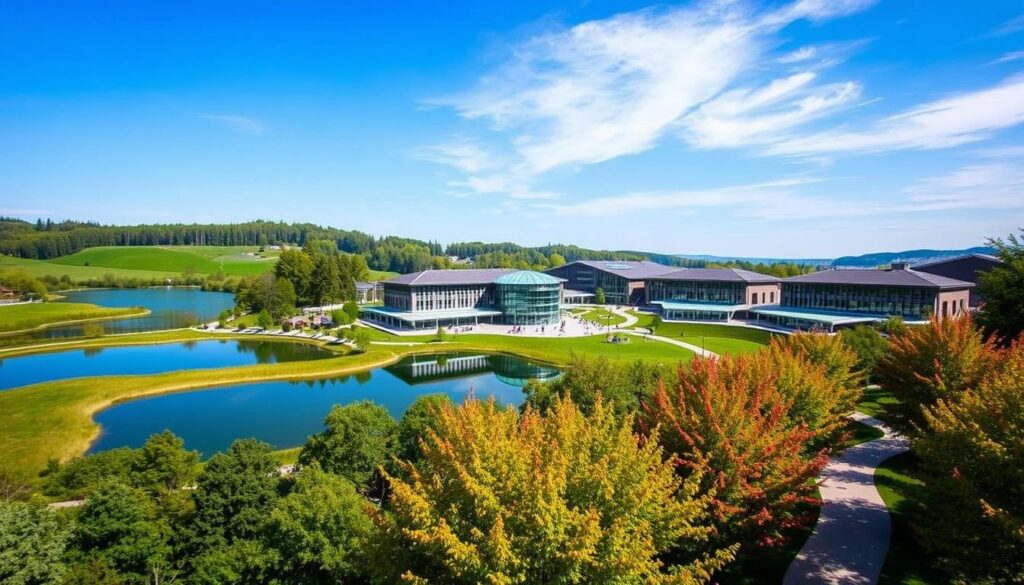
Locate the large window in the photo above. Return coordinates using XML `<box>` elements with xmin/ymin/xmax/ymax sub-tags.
<box><xmin>647</xmin><ymin>280</ymin><xmax>745</xmax><ymax>305</ymax></box>
<box><xmin>496</xmin><ymin>283</ymin><xmax>561</xmax><ymax>325</ymax></box>
<box><xmin>782</xmin><ymin>283</ymin><xmax>936</xmax><ymax>318</ymax></box>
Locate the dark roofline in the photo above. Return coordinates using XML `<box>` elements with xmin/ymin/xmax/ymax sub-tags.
<box><xmin>648</xmin><ymin>268</ymin><xmax>781</xmax><ymax>284</ymax></box>
<box><xmin>782</xmin><ymin>268</ymin><xmax>974</xmax><ymax>289</ymax></box>
<box><xmin>912</xmin><ymin>253</ymin><xmax>1003</xmax><ymax>269</ymax></box>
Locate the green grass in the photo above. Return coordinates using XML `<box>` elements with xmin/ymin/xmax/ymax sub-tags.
<box><xmin>844</xmin><ymin>418</ymin><xmax>886</xmax><ymax>447</ymax></box>
<box><xmin>0</xmin><ymin>302</ymin><xmax>146</xmax><ymax>333</ymax></box>
<box><xmin>2</xmin><ymin>247</ymin><xmax>399</xmax><ymax>282</ymax></box>
<box><xmin>856</xmin><ymin>385</ymin><xmax>901</xmax><ymax>422</ymax></box>
<box><xmin>649</xmin><ymin>321</ymin><xmax>776</xmax><ymax>356</ymax></box>
<box><xmin>626</xmin><ymin>309</ymin><xmax>655</xmax><ymax>329</ymax></box>
<box><xmin>876</xmin><ymin>453</ymin><xmax>942</xmax><ymax>585</ymax></box>
<box><xmin>577</xmin><ymin>307</ymin><xmax>627</xmax><ymax>327</ymax></box>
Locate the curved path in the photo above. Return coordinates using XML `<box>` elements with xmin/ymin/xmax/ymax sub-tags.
<box><xmin>784</xmin><ymin>412</ymin><xmax>910</xmax><ymax>585</ymax></box>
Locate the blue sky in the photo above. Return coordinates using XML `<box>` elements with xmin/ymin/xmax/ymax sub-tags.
<box><xmin>2</xmin><ymin>0</ymin><xmax>1023</xmax><ymax>257</ymax></box>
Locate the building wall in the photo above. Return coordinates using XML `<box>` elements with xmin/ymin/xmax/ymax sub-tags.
<box><xmin>382</xmin><ymin>283</ymin><xmax>496</xmax><ymax>312</ymax></box>
<box><xmin>781</xmin><ymin>283</ymin><xmax>938</xmax><ymax>319</ymax></box>
<box><xmin>935</xmin><ymin>289</ymin><xmax>970</xmax><ymax>319</ymax></box>
<box><xmin>746</xmin><ymin>283</ymin><xmax>782</xmax><ymax>305</ymax></box>
<box><xmin>915</xmin><ymin>256</ymin><xmax>1001</xmax><ymax>306</ymax></box>
<box><xmin>545</xmin><ymin>264</ymin><xmax>634</xmax><ymax>304</ymax></box>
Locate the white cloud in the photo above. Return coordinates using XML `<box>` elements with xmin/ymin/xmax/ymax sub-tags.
<box><xmin>778</xmin><ymin>46</ymin><xmax>817</xmax><ymax>63</ymax></box>
<box><xmin>446</xmin><ymin>173</ymin><xmax>559</xmax><ymax>200</ymax></box>
<box><xmin>410</xmin><ymin>138</ymin><xmax>494</xmax><ymax>173</ymax></box>
<box><xmin>432</xmin><ymin>0</ymin><xmax>876</xmax><ymax>175</ymax></box>
<box><xmin>766</xmin><ymin>76</ymin><xmax>1024</xmax><ymax>156</ymax></box>
<box><xmin>904</xmin><ymin>162</ymin><xmax>1024</xmax><ymax>212</ymax></box>
<box><xmin>200</xmin><ymin>114</ymin><xmax>264</xmax><ymax>136</ymax></box>
<box><xmin>991</xmin><ymin>50</ymin><xmax>1024</xmax><ymax>64</ymax></box>
<box><xmin>682</xmin><ymin>72</ymin><xmax>861</xmax><ymax>148</ymax></box>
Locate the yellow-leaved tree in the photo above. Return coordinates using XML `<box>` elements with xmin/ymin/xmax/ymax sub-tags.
<box><xmin>370</xmin><ymin>395</ymin><xmax>736</xmax><ymax>584</ymax></box>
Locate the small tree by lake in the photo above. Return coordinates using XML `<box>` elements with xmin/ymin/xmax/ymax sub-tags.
<box><xmin>594</xmin><ymin>287</ymin><xmax>606</xmax><ymax>304</ymax></box>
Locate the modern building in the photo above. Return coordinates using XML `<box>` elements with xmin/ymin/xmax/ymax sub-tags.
<box><xmin>749</xmin><ymin>263</ymin><xmax>974</xmax><ymax>331</ymax></box>
<box><xmin>362</xmin><ymin>268</ymin><xmax>564</xmax><ymax>329</ymax></box>
<box><xmin>644</xmin><ymin>268</ymin><xmax>782</xmax><ymax>321</ymax></box>
<box><xmin>544</xmin><ymin>260</ymin><xmax>676</xmax><ymax>305</ymax></box>
<box><xmin>913</xmin><ymin>253</ymin><xmax>1002</xmax><ymax>306</ymax></box>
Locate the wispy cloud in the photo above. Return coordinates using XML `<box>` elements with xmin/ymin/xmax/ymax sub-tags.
<box><xmin>429</xmin><ymin>0</ymin><xmax>877</xmax><ymax>176</ymax></box>
<box><xmin>765</xmin><ymin>75</ymin><xmax>1024</xmax><ymax>156</ymax></box>
<box><xmin>989</xmin><ymin>14</ymin><xmax>1024</xmax><ymax>37</ymax></box>
<box><xmin>990</xmin><ymin>50</ymin><xmax>1024</xmax><ymax>64</ymax></box>
<box><xmin>200</xmin><ymin>114</ymin><xmax>264</xmax><ymax>136</ymax></box>
<box><xmin>410</xmin><ymin>138</ymin><xmax>494</xmax><ymax>173</ymax></box>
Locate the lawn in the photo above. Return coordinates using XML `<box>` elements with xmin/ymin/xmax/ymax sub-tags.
<box><xmin>649</xmin><ymin>321</ymin><xmax>776</xmax><ymax>356</ymax></box>
<box><xmin>0</xmin><ymin>302</ymin><xmax>147</xmax><ymax>333</ymax></box>
<box><xmin>2</xmin><ymin>247</ymin><xmax>399</xmax><ymax>282</ymax></box>
<box><xmin>577</xmin><ymin>307</ymin><xmax>627</xmax><ymax>327</ymax></box>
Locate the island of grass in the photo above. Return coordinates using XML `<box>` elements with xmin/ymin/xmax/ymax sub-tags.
<box><xmin>0</xmin><ymin>301</ymin><xmax>148</xmax><ymax>334</ymax></box>
<box><xmin>577</xmin><ymin>307</ymin><xmax>627</xmax><ymax>327</ymax></box>
<box><xmin>0</xmin><ymin>325</ymin><xmax>698</xmax><ymax>484</ymax></box>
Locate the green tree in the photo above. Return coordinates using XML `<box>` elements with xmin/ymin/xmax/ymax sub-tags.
<box><xmin>396</xmin><ymin>394</ymin><xmax>452</xmax><ymax>463</ymax></box>
<box><xmin>265</xmin><ymin>464</ymin><xmax>374</xmax><ymax>583</ymax></box>
<box><xmin>840</xmin><ymin>325</ymin><xmax>887</xmax><ymax>383</ymax></box>
<box><xmin>43</xmin><ymin>448</ymin><xmax>137</xmax><ymax>501</ymax></box>
<box><xmin>189</xmin><ymin>439</ymin><xmax>280</xmax><ymax>544</ymax></box>
<box><xmin>372</xmin><ymin>396</ymin><xmax>734</xmax><ymax>583</ymax></box>
<box><xmin>434</xmin><ymin>325</ymin><xmax>448</xmax><ymax>341</ymax></box>
<box><xmin>342</xmin><ymin>300</ymin><xmax>360</xmax><ymax>321</ymax></box>
<box><xmin>299</xmin><ymin>402</ymin><xmax>397</xmax><ymax>489</ymax></box>
<box><xmin>217</xmin><ymin>309</ymin><xmax>230</xmax><ymax>328</ymax></box>
<box><xmin>523</xmin><ymin>354</ymin><xmax>666</xmax><ymax>415</ymax></box>
<box><xmin>876</xmin><ymin>315</ymin><xmax>1002</xmax><ymax>432</ymax></box>
<box><xmin>331</xmin><ymin>308</ymin><xmax>353</xmax><ymax>326</ymax></box>
<box><xmin>594</xmin><ymin>286</ymin><xmax>606</xmax><ymax>304</ymax></box>
<box><xmin>309</xmin><ymin>253</ymin><xmax>341</xmax><ymax>307</ymax></box>
<box><xmin>650</xmin><ymin>313</ymin><xmax>663</xmax><ymax>334</ymax></box>
<box><xmin>70</xmin><ymin>482</ymin><xmax>171</xmax><ymax>581</ymax></box>
<box><xmin>913</xmin><ymin>340</ymin><xmax>1024</xmax><ymax>582</ymax></box>
<box><xmin>131</xmin><ymin>430</ymin><xmax>200</xmax><ymax>493</ymax></box>
<box><xmin>351</xmin><ymin>327</ymin><xmax>371</xmax><ymax>352</ymax></box>
<box><xmin>274</xmin><ymin>249</ymin><xmax>314</xmax><ymax>303</ymax></box>
<box><xmin>256</xmin><ymin>309</ymin><xmax>273</xmax><ymax>330</ymax></box>
<box><xmin>978</xmin><ymin>228</ymin><xmax>1024</xmax><ymax>343</ymax></box>
<box><xmin>548</xmin><ymin>252</ymin><xmax>566</xmax><ymax>267</ymax></box>
<box><xmin>0</xmin><ymin>501</ymin><xmax>70</xmax><ymax>585</ymax></box>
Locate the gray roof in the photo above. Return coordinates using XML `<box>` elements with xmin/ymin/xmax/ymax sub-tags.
<box><xmin>386</xmin><ymin>268</ymin><xmax>515</xmax><ymax>286</ymax></box>
<box><xmin>650</xmin><ymin>268</ymin><xmax>781</xmax><ymax>283</ymax></box>
<box><xmin>783</xmin><ymin>268</ymin><xmax>973</xmax><ymax>289</ymax></box>
<box><xmin>912</xmin><ymin>253</ymin><xmax>1003</xmax><ymax>269</ymax></box>
<box><xmin>560</xmin><ymin>260</ymin><xmax>677</xmax><ymax>280</ymax></box>
<box><xmin>354</xmin><ymin>281</ymin><xmax>375</xmax><ymax>290</ymax></box>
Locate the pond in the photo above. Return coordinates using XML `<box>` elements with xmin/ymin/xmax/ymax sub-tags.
<box><xmin>90</xmin><ymin>352</ymin><xmax>561</xmax><ymax>457</ymax></box>
<box><xmin>0</xmin><ymin>339</ymin><xmax>333</xmax><ymax>391</ymax></box>
<box><xmin>18</xmin><ymin>287</ymin><xmax>235</xmax><ymax>341</ymax></box>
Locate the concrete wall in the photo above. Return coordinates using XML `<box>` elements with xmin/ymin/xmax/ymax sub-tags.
<box><xmin>935</xmin><ymin>288</ymin><xmax>971</xmax><ymax>320</ymax></box>
<box><xmin>746</xmin><ymin>283</ymin><xmax>782</xmax><ymax>305</ymax></box>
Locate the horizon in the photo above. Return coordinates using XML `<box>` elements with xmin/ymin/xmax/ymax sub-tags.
<box><xmin>3</xmin><ymin>0</ymin><xmax>1023</xmax><ymax>257</ymax></box>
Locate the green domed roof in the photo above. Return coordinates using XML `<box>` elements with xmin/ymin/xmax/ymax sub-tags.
<box><xmin>494</xmin><ymin>270</ymin><xmax>561</xmax><ymax>286</ymax></box>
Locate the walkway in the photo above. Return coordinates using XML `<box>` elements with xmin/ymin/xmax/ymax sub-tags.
<box><xmin>783</xmin><ymin>412</ymin><xmax>910</xmax><ymax>585</ymax></box>
<box><xmin>620</xmin><ymin>330</ymin><xmax>718</xmax><ymax>358</ymax></box>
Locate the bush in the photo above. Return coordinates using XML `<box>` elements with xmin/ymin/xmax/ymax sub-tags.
<box><xmin>256</xmin><ymin>309</ymin><xmax>273</xmax><ymax>330</ymax></box>
<box><xmin>371</xmin><ymin>396</ymin><xmax>734</xmax><ymax>583</ymax></box>
<box><xmin>840</xmin><ymin>325</ymin><xmax>887</xmax><ymax>383</ymax></box>
<box><xmin>644</xmin><ymin>354</ymin><xmax>829</xmax><ymax>547</ymax></box>
<box><xmin>913</xmin><ymin>339</ymin><xmax>1024</xmax><ymax>582</ymax></box>
<box><xmin>876</xmin><ymin>315</ymin><xmax>1002</xmax><ymax>432</ymax></box>
<box><xmin>523</xmin><ymin>354</ymin><xmax>668</xmax><ymax>415</ymax></box>
<box><xmin>299</xmin><ymin>402</ymin><xmax>397</xmax><ymax>490</ymax></box>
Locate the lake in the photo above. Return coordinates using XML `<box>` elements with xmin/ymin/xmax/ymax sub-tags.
<box><xmin>0</xmin><ymin>338</ymin><xmax>332</xmax><ymax>391</ymax></box>
<box><xmin>19</xmin><ymin>287</ymin><xmax>235</xmax><ymax>341</ymax></box>
<box><xmin>90</xmin><ymin>352</ymin><xmax>560</xmax><ymax>457</ymax></box>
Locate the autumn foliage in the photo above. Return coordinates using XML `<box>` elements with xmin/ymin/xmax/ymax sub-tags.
<box><xmin>371</xmin><ymin>396</ymin><xmax>735</xmax><ymax>584</ymax></box>
<box><xmin>912</xmin><ymin>338</ymin><xmax>1024</xmax><ymax>583</ymax></box>
<box><xmin>876</xmin><ymin>314</ymin><xmax>1003</xmax><ymax>431</ymax></box>
<box><xmin>643</xmin><ymin>350</ymin><xmax>833</xmax><ymax>547</ymax></box>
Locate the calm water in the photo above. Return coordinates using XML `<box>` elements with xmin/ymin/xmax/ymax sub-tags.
<box><xmin>90</xmin><ymin>353</ymin><xmax>560</xmax><ymax>457</ymax></box>
<box><xmin>0</xmin><ymin>339</ymin><xmax>332</xmax><ymax>391</ymax></box>
<box><xmin>21</xmin><ymin>288</ymin><xmax>235</xmax><ymax>341</ymax></box>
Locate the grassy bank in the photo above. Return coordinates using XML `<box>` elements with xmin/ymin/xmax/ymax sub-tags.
<box><xmin>577</xmin><ymin>307</ymin><xmax>627</xmax><ymax>327</ymax></box>
<box><xmin>648</xmin><ymin>321</ymin><xmax>776</xmax><ymax>356</ymax></box>
<box><xmin>0</xmin><ymin>302</ymin><xmax>148</xmax><ymax>333</ymax></box>
<box><xmin>0</xmin><ymin>327</ymin><xmax>693</xmax><ymax>483</ymax></box>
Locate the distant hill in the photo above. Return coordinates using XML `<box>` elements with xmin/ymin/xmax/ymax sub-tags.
<box><xmin>674</xmin><ymin>254</ymin><xmax>832</xmax><ymax>266</ymax></box>
<box><xmin>830</xmin><ymin>246</ymin><xmax>997</xmax><ymax>268</ymax></box>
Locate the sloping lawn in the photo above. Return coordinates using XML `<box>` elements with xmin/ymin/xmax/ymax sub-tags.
<box><xmin>651</xmin><ymin>321</ymin><xmax>776</xmax><ymax>356</ymax></box>
<box><xmin>0</xmin><ymin>302</ymin><xmax>145</xmax><ymax>333</ymax></box>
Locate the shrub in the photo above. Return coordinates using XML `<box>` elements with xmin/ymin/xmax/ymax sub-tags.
<box><xmin>371</xmin><ymin>396</ymin><xmax>734</xmax><ymax>583</ymax></box>
<box><xmin>523</xmin><ymin>354</ymin><xmax>668</xmax><ymax>415</ymax></box>
<box><xmin>913</xmin><ymin>339</ymin><xmax>1024</xmax><ymax>582</ymax></box>
<box><xmin>644</xmin><ymin>355</ymin><xmax>828</xmax><ymax>547</ymax></box>
<box><xmin>299</xmin><ymin>401</ymin><xmax>397</xmax><ymax>489</ymax></box>
<box><xmin>840</xmin><ymin>325</ymin><xmax>887</xmax><ymax>383</ymax></box>
<box><xmin>876</xmin><ymin>315</ymin><xmax>1002</xmax><ymax>432</ymax></box>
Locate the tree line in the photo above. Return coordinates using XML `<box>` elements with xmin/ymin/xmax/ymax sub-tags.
<box><xmin>2</xmin><ymin>217</ymin><xmax>825</xmax><ymax>279</ymax></box>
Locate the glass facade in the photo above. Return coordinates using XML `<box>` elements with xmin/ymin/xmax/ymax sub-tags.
<box><xmin>647</xmin><ymin>280</ymin><xmax>745</xmax><ymax>304</ymax></box>
<box><xmin>545</xmin><ymin>264</ymin><xmax>631</xmax><ymax>304</ymax></box>
<box><xmin>661</xmin><ymin>307</ymin><xmax>731</xmax><ymax>321</ymax></box>
<box><xmin>496</xmin><ymin>282</ymin><xmax>561</xmax><ymax>325</ymax></box>
<box><xmin>782</xmin><ymin>283</ymin><xmax>936</xmax><ymax>318</ymax></box>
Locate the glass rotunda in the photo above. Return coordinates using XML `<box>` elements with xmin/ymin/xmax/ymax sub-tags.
<box><xmin>494</xmin><ymin>270</ymin><xmax>562</xmax><ymax>325</ymax></box>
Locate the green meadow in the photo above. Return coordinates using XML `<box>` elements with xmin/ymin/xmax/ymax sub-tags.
<box><xmin>0</xmin><ymin>302</ymin><xmax>147</xmax><ymax>333</ymax></box>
